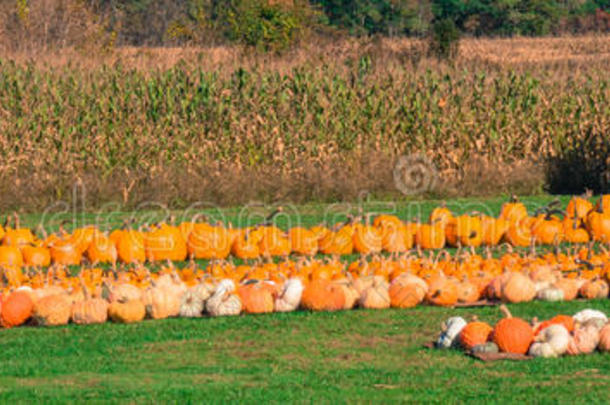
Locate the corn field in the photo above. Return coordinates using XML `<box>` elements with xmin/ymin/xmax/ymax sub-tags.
<box><xmin>0</xmin><ymin>36</ymin><xmax>608</xmax><ymax>209</ymax></box>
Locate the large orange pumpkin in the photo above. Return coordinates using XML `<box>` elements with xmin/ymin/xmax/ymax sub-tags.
<box><xmin>301</xmin><ymin>280</ymin><xmax>346</xmax><ymax>311</ymax></box>
<box><xmin>1</xmin><ymin>291</ymin><xmax>33</xmax><ymax>328</ymax></box>
<box><xmin>492</xmin><ymin>305</ymin><xmax>533</xmax><ymax>354</ymax></box>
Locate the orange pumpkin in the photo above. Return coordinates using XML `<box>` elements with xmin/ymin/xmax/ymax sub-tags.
<box><xmin>1</xmin><ymin>291</ymin><xmax>33</xmax><ymax>328</ymax></box>
<box><xmin>426</xmin><ymin>275</ymin><xmax>458</xmax><ymax>307</ymax></box>
<box><xmin>237</xmin><ymin>280</ymin><xmax>277</xmax><ymax>314</ymax></box>
<box><xmin>0</xmin><ymin>246</ymin><xmax>23</xmax><ymax>267</ymax></box>
<box><xmin>145</xmin><ymin>223</ymin><xmax>188</xmax><ymax>262</ymax></box>
<box><xmin>445</xmin><ymin>215</ymin><xmax>482</xmax><ymax>247</ymax></box>
<box><xmin>499</xmin><ymin>195</ymin><xmax>528</xmax><ymax>224</ymax></box>
<box><xmin>352</xmin><ymin>223</ymin><xmax>382</xmax><ymax>254</ymax></box>
<box><xmin>115</xmin><ymin>229</ymin><xmax>146</xmax><ymax>263</ymax></box>
<box><xmin>460</xmin><ymin>320</ymin><xmax>493</xmax><ymax>350</ymax></box>
<box><xmin>86</xmin><ymin>231</ymin><xmax>118</xmax><ymax>263</ymax></box>
<box><xmin>415</xmin><ymin>224</ymin><xmax>445</xmax><ymax>249</ymax></box>
<box><xmin>22</xmin><ymin>245</ymin><xmax>51</xmax><ymax>267</ymax></box>
<box><xmin>289</xmin><ymin>227</ymin><xmax>318</xmax><ymax>256</ymax></box>
<box><xmin>492</xmin><ymin>305</ymin><xmax>533</xmax><ymax>354</ymax></box>
<box><xmin>301</xmin><ymin>280</ymin><xmax>346</xmax><ymax>311</ymax></box>
<box><xmin>187</xmin><ymin>224</ymin><xmax>232</xmax><ymax>259</ymax></box>
<box><xmin>429</xmin><ymin>204</ymin><xmax>453</xmax><ymax>228</ymax></box>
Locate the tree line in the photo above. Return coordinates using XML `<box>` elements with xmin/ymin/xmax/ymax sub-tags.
<box><xmin>1</xmin><ymin>0</ymin><xmax>609</xmax><ymax>52</ymax></box>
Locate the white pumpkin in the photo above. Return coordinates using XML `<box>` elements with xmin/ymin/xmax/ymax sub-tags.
<box><xmin>567</xmin><ymin>324</ymin><xmax>600</xmax><ymax>355</ymax></box>
<box><xmin>274</xmin><ymin>278</ymin><xmax>304</xmax><ymax>312</ymax></box>
<box><xmin>528</xmin><ymin>324</ymin><xmax>570</xmax><ymax>358</ymax></box>
<box><xmin>573</xmin><ymin>309</ymin><xmax>607</xmax><ymax>325</ymax></box>
<box><xmin>536</xmin><ymin>287</ymin><xmax>564</xmax><ymax>302</ymax></box>
<box><xmin>179</xmin><ymin>289</ymin><xmax>205</xmax><ymax>317</ymax></box>
<box><xmin>206</xmin><ymin>279</ymin><xmax>242</xmax><ymax>317</ymax></box>
<box><xmin>436</xmin><ymin>316</ymin><xmax>467</xmax><ymax>349</ymax></box>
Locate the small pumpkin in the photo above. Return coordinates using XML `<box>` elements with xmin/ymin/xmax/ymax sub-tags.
<box><xmin>108</xmin><ymin>299</ymin><xmax>146</xmax><ymax>323</ymax></box>
<box><xmin>206</xmin><ymin>279</ymin><xmax>242</xmax><ymax>317</ymax></box>
<box><xmin>528</xmin><ymin>324</ymin><xmax>570</xmax><ymax>358</ymax></box>
<box><xmin>471</xmin><ymin>342</ymin><xmax>499</xmax><ymax>354</ymax></box>
<box><xmin>274</xmin><ymin>278</ymin><xmax>304</xmax><ymax>312</ymax></box>
<box><xmin>436</xmin><ymin>316</ymin><xmax>467</xmax><ymax>349</ymax></box>
<box><xmin>459</xmin><ymin>318</ymin><xmax>493</xmax><ymax>350</ymax></box>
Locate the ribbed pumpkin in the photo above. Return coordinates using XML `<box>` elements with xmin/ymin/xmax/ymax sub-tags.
<box><xmin>429</xmin><ymin>203</ymin><xmax>453</xmax><ymax>228</ymax></box>
<box><xmin>500</xmin><ymin>272</ymin><xmax>536</xmax><ymax>303</ymax></box>
<box><xmin>460</xmin><ymin>319</ymin><xmax>493</xmax><ymax>350</ymax></box>
<box><xmin>426</xmin><ymin>275</ymin><xmax>458</xmax><ymax>307</ymax></box>
<box><xmin>445</xmin><ymin>215</ymin><xmax>482</xmax><ymax>247</ymax></box>
<box><xmin>49</xmin><ymin>236</ymin><xmax>81</xmax><ymax>265</ymax></box>
<box><xmin>0</xmin><ymin>246</ymin><xmax>23</xmax><ymax>267</ymax></box>
<box><xmin>388</xmin><ymin>274</ymin><xmax>428</xmax><ymax>308</ymax></box>
<box><xmin>108</xmin><ymin>299</ymin><xmax>146</xmax><ymax>323</ymax></box>
<box><xmin>499</xmin><ymin>195</ymin><xmax>528</xmax><ymax>224</ymax></box>
<box><xmin>289</xmin><ymin>228</ymin><xmax>318</xmax><ymax>256</ymax></box>
<box><xmin>22</xmin><ymin>245</ymin><xmax>51</xmax><ymax>267</ymax></box>
<box><xmin>358</xmin><ymin>276</ymin><xmax>390</xmax><ymax>309</ymax></box>
<box><xmin>206</xmin><ymin>279</ymin><xmax>242</xmax><ymax>316</ymax></box>
<box><xmin>492</xmin><ymin>305</ymin><xmax>533</xmax><ymax>354</ymax></box>
<box><xmin>379</xmin><ymin>222</ymin><xmax>413</xmax><ymax>253</ymax></box>
<box><xmin>274</xmin><ymin>278</ymin><xmax>304</xmax><ymax>312</ymax></box>
<box><xmin>3</xmin><ymin>214</ymin><xmax>35</xmax><ymax>247</ymax></box>
<box><xmin>301</xmin><ymin>280</ymin><xmax>346</xmax><ymax>311</ymax></box>
<box><xmin>597</xmin><ymin>324</ymin><xmax>610</xmax><ymax>352</ymax></box>
<box><xmin>142</xmin><ymin>285</ymin><xmax>182</xmax><ymax>319</ymax></box>
<box><xmin>579</xmin><ymin>278</ymin><xmax>609</xmax><ymax>299</ymax></box>
<box><xmin>258</xmin><ymin>226</ymin><xmax>291</xmax><ymax>257</ymax></box>
<box><xmin>415</xmin><ymin>224</ymin><xmax>445</xmax><ymax>249</ymax></box>
<box><xmin>480</xmin><ymin>215</ymin><xmax>508</xmax><ymax>246</ymax></box>
<box><xmin>352</xmin><ymin>224</ymin><xmax>383</xmax><ymax>255</ymax></box>
<box><xmin>553</xmin><ymin>277</ymin><xmax>581</xmax><ymax>301</ymax></box>
<box><xmin>114</xmin><ymin>229</ymin><xmax>146</xmax><ymax>263</ymax></box>
<box><xmin>86</xmin><ymin>232</ymin><xmax>118</xmax><ymax>263</ymax></box>
<box><xmin>33</xmin><ymin>294</ymin><xmax>72</xmax><ymax>326</ymax></box>
<box><xmin>319</xmin><ymin>226</ymin><xmax>354</xmax><ymax>255</ymax></box>
<box><xmin>71</xmin><ymin>284</ymin><xmax>108</xmax><ymax>325</ymax></box>
<box><xmin>231</xmin><ymin>229</ymin><xmax>261</xmax><ymax>259</ymax></box>
<box><xmin>237</xmin><ymin>280</ymin><xmax>276</xmax><ymax>314</ymax></box>
<box><xmin>187</xmin><ymin>224</ymin><xmax>232</xmax><ymax>259</ymax></box>
<box><xmin>145</xmin><ymin>223</ymin><xmax>188</xmax><ymax>262</ymax></box>
<box><xmin>0</xmin><ymin>291</ymin><xmax>33</xmax><ymax>328</ymax></box>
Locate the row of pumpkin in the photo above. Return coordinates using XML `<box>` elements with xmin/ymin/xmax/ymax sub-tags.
<box><xmin>1</xmin><ymin>247</ymin><xmax>610</xmax><ymax>328</ymax></box>
<box><xmin>436</xmin><ymin>306</ymin><xmax>610</xmax><ymax>358</ymax></box>
<box><xmin>1</xmin><ymin>194</ymin><xmax>610</xmax><ymax>266</ymax></box>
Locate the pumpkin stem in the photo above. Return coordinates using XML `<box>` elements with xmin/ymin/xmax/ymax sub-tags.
<box><xmin>499</xmin><ymin>304</ymin><xmax>513</xmax><ymax>319</ymax></box>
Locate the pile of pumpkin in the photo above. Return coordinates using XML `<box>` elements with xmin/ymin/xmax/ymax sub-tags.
<box><xmin>436</xmin><ymin>305</ymin><xmax>610</xmax><ymax>358</ymax></box>
<box><xmin>0</xmin><ymin>194</ymin><xmax>609</xmax><ymax>268</ymax></box>
<box><xmin>1</xmin><ymin>243</ymin><xmax>610</xmax><ymax>329</ymax></box>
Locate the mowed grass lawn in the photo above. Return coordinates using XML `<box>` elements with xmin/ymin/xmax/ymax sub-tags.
<box><xmin>4</xmin><ymin>195</ymin><xmax>610</xmax><ymax>402</ymax></box>
<box><xmin>2</xmin><ymin>301</ymin><xmax>610</xmax><ymax>402</ymax></box>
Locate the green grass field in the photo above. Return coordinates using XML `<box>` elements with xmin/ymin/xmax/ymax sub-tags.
<box><xmin>4</xmin><ymin>195</ymin><xmax>610</xmax><ymax>402</ymax></box>
<box><xmin>3</xmin><ymin>300</ymin><xmax>610</xmax><ymax>402</ymax></box>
